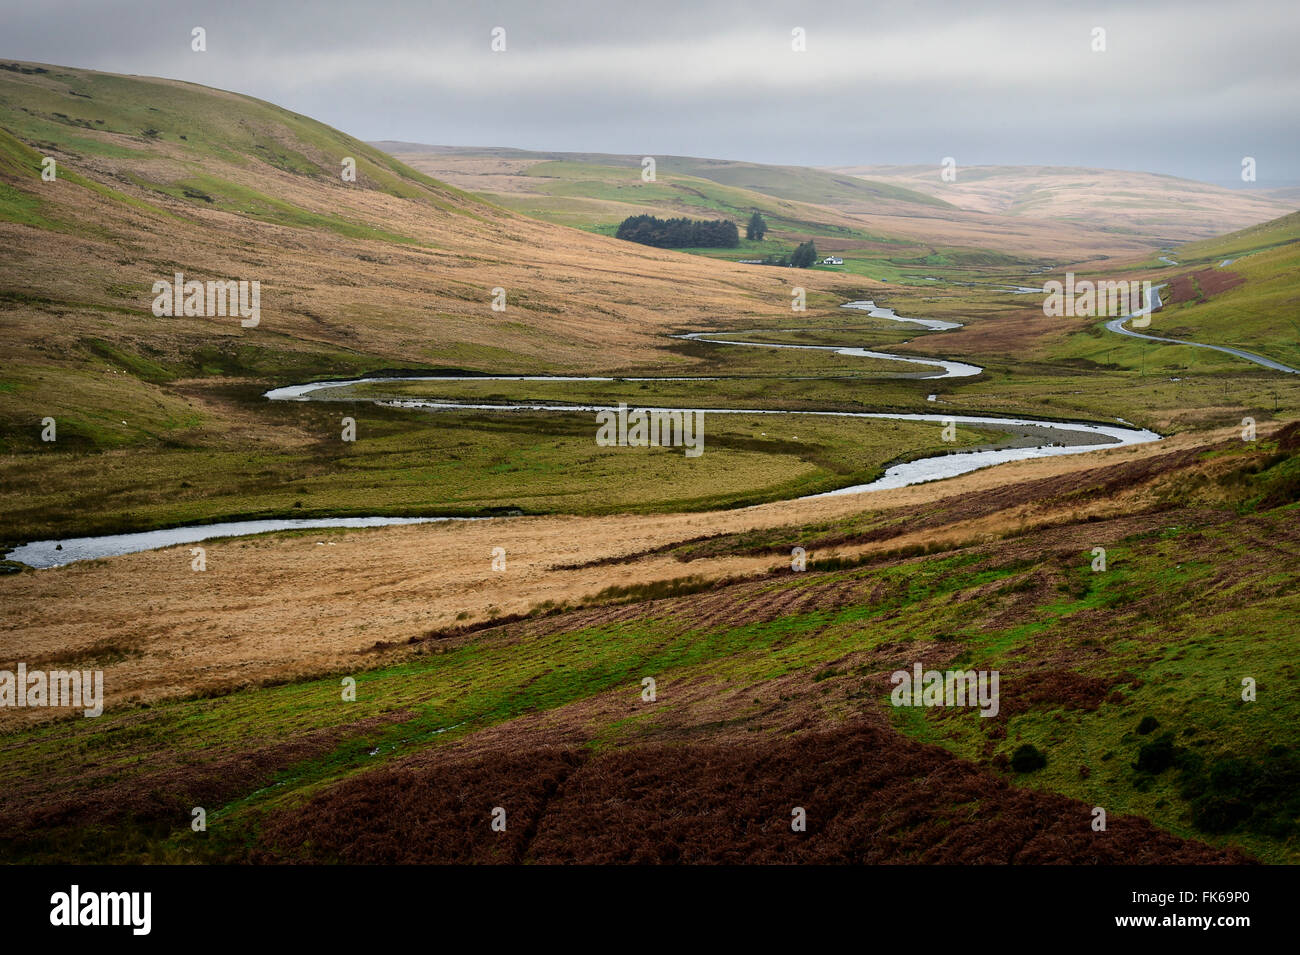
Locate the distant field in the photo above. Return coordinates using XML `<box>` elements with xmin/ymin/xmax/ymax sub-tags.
<box><xmin>1040</xmin><ymin>212</ymin><xmax>1300</xmax><ymax>371</ymax></box>
<box><xmin>379</xmin><ymin>143</ymin><xmax>1237</xmax><ymax>269</ymax></box>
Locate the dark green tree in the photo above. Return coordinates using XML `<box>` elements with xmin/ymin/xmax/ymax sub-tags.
<box><xmin>746</xmin><ymin>211</ymin><xmax>767</xmax><ymax>241</ymax></box>
<box><xmin>790</xmin><ymin>239</ymin><xmax>818</xmax><ymax>268</ymax></box>
<box><xmin>615</xmin><ymin>214</ymin><xmax>739</xmax><ymax>249</ymax></box>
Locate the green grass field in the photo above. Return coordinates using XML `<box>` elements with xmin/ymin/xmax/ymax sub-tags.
<box><xmin>0</xmin><ymin>384</ymin><xmax>1004</xmax><ymax>542</ymax></box>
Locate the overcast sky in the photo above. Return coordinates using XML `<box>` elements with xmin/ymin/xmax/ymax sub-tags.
<box><xmin>4</xmin><ymin>0</ymin><xmax>1298</xmax><ymax>183</ymax></box>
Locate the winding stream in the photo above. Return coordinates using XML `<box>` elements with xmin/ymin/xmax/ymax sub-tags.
<box><xmin>265</xmin><ymin>299</ymin><xmax>1160</xmax><ymax>493</ymax></box>
<box><xmin>10</xmin><ymin>298</ymin><xmax>1165</xmax><ymax>568</ymax></box>
<box><xmin>6</xmin><ymin>517</ymin><xmax>474</xmax><ymax>570</ymax></box>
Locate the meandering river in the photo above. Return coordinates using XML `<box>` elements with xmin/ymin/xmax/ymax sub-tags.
<box><xmin>9</xmin><ymin>299</ymin><xmax>1165</xmax><ymax>568</ymax></box>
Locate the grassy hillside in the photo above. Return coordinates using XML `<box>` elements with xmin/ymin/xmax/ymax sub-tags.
<box><xmin>0</xmin><ymin>62</ymin><xmax>855</xmax><ymax>384</ymax></box>
<box><xmin>376</xmin><ymin>142</ymin><xmax>950</xmax><ymax>209</ymax></box>
<box><xmin>377</xmin><ymin>143</ymin><xmax>957</xmax><ymax>284</ymax></box>
<box><xmin>379</xmin><ymin>143</ymin><xmax>1200</xmax><ymax>275</ymax></box>
<box><xmin>2</xmin><ymin>422</ymin><xmax>1295</xmax><ymax>863</ymax></box>
<box><xmin>650</xmin><ymin>155</ymin><xmax>954</xmax><ymax>209</ymax></box>
<box><xmin>1145</xmin><ymin>212</ymin><xmax>1300</xmax><ymax>368</ymax></box>
<box><xmin>1177</xmin><ymin>209</ymin><xmax>1300</xmax><ymax>262</ymax></box>
<box><xmin>1061</xmin><ymin>211</ymin><xmax>1300</xmax><ymax>370</ymax></box>
<box><xmin>0</xmin><ymin>62</ymin><xmax>879</xmax><ymax>541</ymax></box>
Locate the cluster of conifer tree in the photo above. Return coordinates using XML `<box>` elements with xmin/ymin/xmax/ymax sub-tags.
<box><xmin>615</xmin><ymin>214</ymin><xmax>740</xmax><ymax>248</ymax></box>
<box><xmin>789</xmin><ymin>240</ymin><xmax>818</xmax><ymax>268</ymax></box>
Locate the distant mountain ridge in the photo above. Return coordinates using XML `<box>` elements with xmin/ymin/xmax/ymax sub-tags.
<box><xmin>825</xmin><ymin>163</ymin><xmax>1296</xmax><ymax>241</ymax></box>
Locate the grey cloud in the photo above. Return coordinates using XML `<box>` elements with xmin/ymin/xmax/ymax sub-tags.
<box><xmin>2</xmin><ymin>0</ymin><xmax>1296</xmax><ymax>182</ymax></box>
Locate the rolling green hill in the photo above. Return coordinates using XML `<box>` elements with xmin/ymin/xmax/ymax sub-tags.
<box><xmin>0</xmin><ymin>62</ymin><xmax>478</xmax><ymax>225</ymax></box>
<box><xmin>374</xmin><ymin>143</ymin><xmax>1052</xmax><ymax>283</ymax></box>
<box><xmin>1176</xmin><ymin>209</ymin><xmax>1300</xmax><ymax>263</ymax></box>
<box><xmin>629</xmin><ymin>154</ymin><xmax>955</xmax><ymax>209</ymax></box>
<box><xmin>377</xmin><ymin>142</ymin><xmax>950</xmax><ymax>209</ymax></box>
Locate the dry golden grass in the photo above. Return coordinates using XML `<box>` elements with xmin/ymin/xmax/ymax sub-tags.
<box><xmin>0</xmin><ymin>68</ymin><xmax>856</xmax><ymax>389</ymax></box>
<box><xmin>0</xmin><ymin>176</ymin><xmax>834</xmax><ymax>375</ymax></box>
<box><xmin>0</xmin><ymin>423</ymin><xmax>1241</xmax><ymax>726</ymax></box>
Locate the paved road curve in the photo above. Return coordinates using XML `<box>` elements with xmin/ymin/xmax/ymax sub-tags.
<box><xmin>1106</xmin><ymin>286</ymin><xmax>1300</xmax><ymax>375</ymax></box>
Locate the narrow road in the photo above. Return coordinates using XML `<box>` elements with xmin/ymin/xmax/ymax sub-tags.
<box><xmin>1105</xmin><ymin>286</ymin><xmax>1300</xmax><ymax>374</ymax></box>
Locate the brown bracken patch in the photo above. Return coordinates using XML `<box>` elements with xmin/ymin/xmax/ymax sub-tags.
<box><xmin>255</xmin><ymin>722</ymin><xmax>1251</xmax><ymax>864</ymax></box>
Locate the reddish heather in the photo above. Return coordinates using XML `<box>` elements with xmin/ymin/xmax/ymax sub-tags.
<box><xmin>255</xmin><ymin>722</ymin><xmax>1250</xmax><ymax>864</ymax></box>
<box><xmin>1166</xmin><ymin>268</ymin><xmax>1245</xmax><ymax>305</ymax></box>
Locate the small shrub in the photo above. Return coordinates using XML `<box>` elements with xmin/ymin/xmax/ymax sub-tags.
<box><xmin>1135</xmin><ymin>732</ymin><xmax>1178</xmax><ymax>773</ymax></box>
<box><xmin>1180</xmin><ymin>747</ymin><xmax>1300</xmax><ymax>837</ymax></box>
<box><xmin>1010</xmin><ymin>744</ymin><xmax>1047</xmax><ymax>773</ymax></box>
